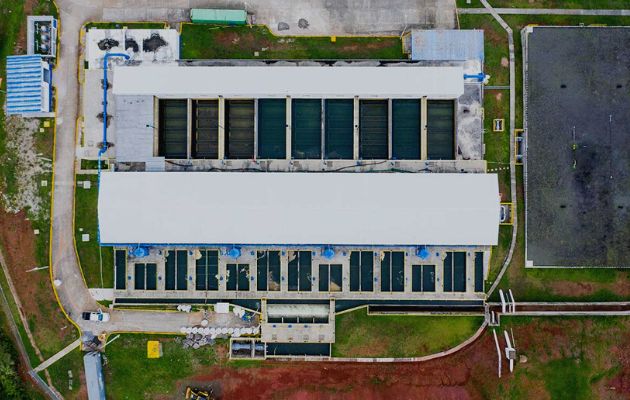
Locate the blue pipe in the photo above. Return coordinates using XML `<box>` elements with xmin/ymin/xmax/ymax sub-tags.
<box><xmin>464</xmin><ymin>72</ymin><xmax>486</xmax><ymax>82</ymax></box>
<box><xmin>99</xmin><ymin>52</ymin><xmax>129</xmax><ymax>169</ymax></box>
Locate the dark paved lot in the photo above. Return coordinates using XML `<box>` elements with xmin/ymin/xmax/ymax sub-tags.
<box><xmin>526</xmin><ymin>27</ymin><xmax>630</xmax><ymax>267</ymax></box>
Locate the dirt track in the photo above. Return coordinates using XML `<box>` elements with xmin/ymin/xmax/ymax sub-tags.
<box><xmin>182</xmin><ymin>334</ymin><xmax>498</xmax><ymax>400</ymax></box>
<box><xmin>176</xmin><ymin>316</ymin><xmax>630</xmax><ymax>400</ymax></box>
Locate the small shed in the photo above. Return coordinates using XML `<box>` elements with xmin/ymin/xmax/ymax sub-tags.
<box><xmin>27</xmin><ymin>15</ymin><xmax>58</xmax><ymax>58</ymax></box>
<box><xmin>191</xmin><ymin>9</ymin><xmax>247</xmax><ymax>25</ymax></box>
<box><xmin>84</xmin><ymin>352</ymin><xmax>106</xmax><ymax>400</ymax></box>
<box><xmin>5</xmin><ymin>55</ymin><xmax>53</xmax><ymax>116</ymax></box>
<box><xmin>411</xmin><ymin>30</ymin><xmax>484</xmax><ymax>63</ymax></box>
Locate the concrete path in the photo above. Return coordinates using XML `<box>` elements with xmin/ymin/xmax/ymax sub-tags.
<box><xmin>459</xmin><ymin>7</ymin><xmax>630</xmax><ymax>16</ymax></box>
<box><xmin>102</xmin><ymin>0</ymin><xmax>457</xmax><ymax>34</ymax></box>
<box><xmin>52</xmin><ymin>0</ymin><xmax>104</xmax><ymax>337</ymax></box>
<box><xmin>34</xmin><ymin>339</ymin><xmax>81</xmax><ymax>373</ymax></box>
<box><xmin>482</xmin><ymin>0</ymin><xmax>517</xmax><ymax>298</ymax></box>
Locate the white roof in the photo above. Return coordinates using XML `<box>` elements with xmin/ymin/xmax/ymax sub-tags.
<box><xmin>98</xmin><ymin>172</ymin><xmax>499</xmax><ymax>246</ymax></box>
<box><xmin>112</xmin><ymin>65</ymin><xmax>464</xmax><ymax>99</ymax></box>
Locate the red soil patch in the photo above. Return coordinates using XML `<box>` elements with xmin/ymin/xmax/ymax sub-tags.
<box><xmin>14</xmin><ymin>0</ymin><xmax>38</xmax><ymax>53</ymax></box>
<box><xmin>548</xmin><ymin>279</ymin><xmax>630</xmax><ymax>299</ymax></box>
<box><xmin>607</xmin><ymin>335</ymin><xmax>630</xmax><ymax>395</ymax></box>
<box><xmin>0</xmin><ymin>209</ymin><xmax>72</xmax><ymax>355</ymax></box>
<box><xmin>183</xmin><ymin>332</ymin><xmax>501</xmax><ymax>400</ymax></box>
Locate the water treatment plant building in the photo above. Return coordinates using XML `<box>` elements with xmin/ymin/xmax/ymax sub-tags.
<box><xmin>85</xmin><ymin>31</ymin><xmax>498</xmax><ymax>351</ymax></box>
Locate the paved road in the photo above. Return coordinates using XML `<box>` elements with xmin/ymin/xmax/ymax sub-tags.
<box><xmin>102</xmin><ymin>0</ymin><xmax>457</xmax><ymax>34</ymax></box>
<box><xmin>459</xmin><ymin>7</ymin><xmax>630</xmax><ymax>16</ymax></box>
<box><xmin>52</xmin><ymin>0</ymin><xmax>104</xmax><ymax>337</ymax></box>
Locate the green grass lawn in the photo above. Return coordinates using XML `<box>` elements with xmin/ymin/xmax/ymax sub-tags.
<box><xmin>180</xmin><ymin>24</ymin><xmax>405</xmax><ymax>59</ymax></box>
<box><xmin>494</xmin><ymin>316</ymin><xmax>629</xmax><ymax>400</ymax></box>
<box><xmin>482</xmin><ymin>89</ymin><xmax>510</xmax><ymax>199</ymax></box>
<box><xmin>458</xmin><ymin>0</ymin><xmax>630</xmax><ymax>9</ymax></box>
<box><xmin>332</xmin><ymin>308</ymin><xmax>483</xmax><ymax>358</ymax></box>
<box><xmin>105</xmin><ymin>334</ymin><xmax>221</xmax><ymax>400</ymax></box>
<box><xmin>460</xmin><ymin>15</ymin><xmax>510</xmax><ymax>86</ymax></box>
<box><xmin>0</xmin><ymin>0</ymin><xmax>25</xmax><ymax>201</ymax></box>
<box><xmin>79</xmin><ymin>159</ymin><xmax>108</xmax><ymax>170</ymax></box>
<box><xmin>0</xmin><ymin>312</ymin><xmax>46</xmax><ymax>400</ymax></box>
<box><xmin>85</xmin><ymin>22</ymin><xmax>167</xmax><ymax>30</ymax></box>
<box><xmin>75</xmin><ymin>174</ymin><xmax>113</xmax><ymax>288</ymax></box>
<box><xmin>45</xmin><ymin>347</ymin><xmax>84</xmax><ymax>400</ymax></box>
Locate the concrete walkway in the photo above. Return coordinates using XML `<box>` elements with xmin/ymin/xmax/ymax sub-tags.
<box><xmin>459</xmin><ymin>8</ymin><xmax>630</xmax><ymax>16</ymax></box>
<box><xmin>34</xmin><ymin>339</ymin><xmax>81</xmax><ymax>373</ymax></box>
<box><xmin>482</xmin><ymin>0</ymin><xmax>517</xmax><ymax>299</ymax></box>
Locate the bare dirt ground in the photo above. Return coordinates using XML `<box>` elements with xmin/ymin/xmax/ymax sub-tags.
<box><xmin>175</xmin><ymin>317</ymin><xmax>630</xmax><ymax>400</ymax></box>
<box><xmin>0</xmin><ymin>209</ymin><xmax>73</xmax><ymax>357</ymax></box>
<box><xmin>181</xmin><ymin>333</ymin><xmax>497</xmax><ymax>400</ymax></box>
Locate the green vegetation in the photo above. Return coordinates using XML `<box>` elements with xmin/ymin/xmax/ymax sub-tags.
<box><xmin>85</xmin><ymin>22</ymin><xmax>167</xmax><ymax>30</ymax></box>
<box><xmin>0</xmin><ymin>266</ymin><xmax>39</xmax><ymax>366</ymax></box>
<box><xmin>80</xmin><ymin>159</ymin><xmax>108</xmax><ymax>170</ymax></box>
<box><xmin>105</xmin><ymin>335</ymin><xmax>221</xmax><ymax>399</ymax></box>
<box><xmin>541</xmin><ymin>358</ymin><xmax>591</xmax><ymax>400</ymax></box>
<box><xmin>180</xmin><ymin>24</ymin><xmax>405</xmax><ymax>59</ymax></box>
<box><xmin>461</xmin><ymin>16</ymin><xmax>509</xmax><ymax>85</ymax></box>
<box><xmin>457</xmin><ymin>0</ymin><xmax>630</xmax><ymax>9</ymax></box>
<box><xmin>45</xmin><ymin>347</ymin><xmax>84</xmax><ymax>400</ymax></box>
<box><xmin>75</xmin><ymin>174</ymin><xmax>113</xmax><ymax>288</ymax></box>
<box><xmin>482</xmin><ymin>90</ymin><xmax>510</xmax><ymax>198</ymax></box>
<box><xmin>494</xmin><ymin>317</ymin><xmax>629</xmax><ymax>400</ymax></box>
<box><xmin>332</xmin><ymin>308</ymin><xmax>483</xmax><ymax>358</ymax></box>
<box><xmin>0</xmin><ymin>314</ymin><xmax>44</xmax><ymax>399</ymax></box>
<box><xmin>33</xmin><ymin>0</ymin><xmax>58</xmax><ymax>18</ymax></box>
<box><xmin>0</xmin><ymin>0</ymin><xmax>25</xmax><ymax>201</ymax></box>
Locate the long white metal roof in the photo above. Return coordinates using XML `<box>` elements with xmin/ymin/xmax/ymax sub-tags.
<box><xmin>112</xmin><ymin>65</ymin><xmax>464</xmax><ymax>99</ymax></box>
<box><xmin>98</xmin><ymin>172</ymin><xmax>499</xmax><ymax>246</ymax></box>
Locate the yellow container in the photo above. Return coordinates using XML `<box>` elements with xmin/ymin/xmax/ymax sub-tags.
<box><xmin>147</xmin><ymin>340</ymin><xmax>162</xmax><ymax>358</ymax></box>
<box><xmin>330</xmin><ymin>36</ymin><xmax>336</xmax><ymax>43</ymax></box>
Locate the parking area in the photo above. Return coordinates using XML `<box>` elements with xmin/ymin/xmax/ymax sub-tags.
<box><xmin>525</xmin><ymin>27</ymin><xmax>630</xmax><ymax>267</ymax></box>
<box><xmin>101</xmin><ymin>0</ymin><xmax>456</xmax><ymax>33</ymax></box>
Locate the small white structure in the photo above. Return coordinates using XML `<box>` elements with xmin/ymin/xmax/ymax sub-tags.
<box><xmin>215</xmin><ymin>302</ymin><xmax>230</xmax><ymax>314</ymax></box>
<box><xmin>27</xmin><ymin>16</ymin><xmax>58</xmax><ymax>58</ymax></box>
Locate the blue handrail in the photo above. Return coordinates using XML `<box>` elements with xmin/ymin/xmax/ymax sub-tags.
<box><xmin>99</xmin><ymin>52</ymin><xmax>129</xmax><ymax>172</ymax></box>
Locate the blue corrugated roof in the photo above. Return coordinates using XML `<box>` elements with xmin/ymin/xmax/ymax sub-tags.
<box><xmin>411</xmin><ymin>30</ymin><xmax>484</xmax><ymax>62</ymax></box>
<box><xmin>6</xmin><ymin>55</ymin><xmax>45</xmax><ymax>114</ymax></box>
